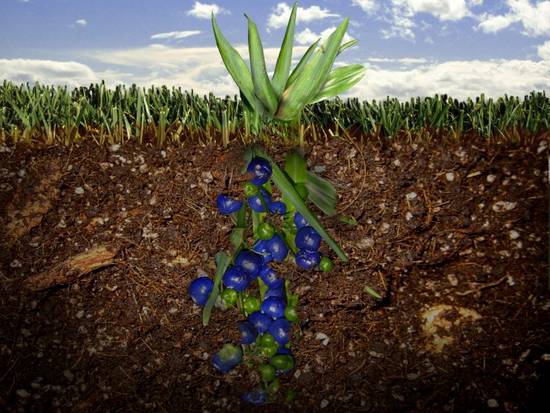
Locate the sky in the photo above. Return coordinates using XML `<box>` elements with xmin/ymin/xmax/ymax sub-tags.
<box><xmin>0</xmin><ymin>0</ymin><xmax>549</xmax><ymax>100</ymax></box>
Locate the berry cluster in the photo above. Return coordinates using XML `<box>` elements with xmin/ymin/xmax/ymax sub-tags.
<box><xmin>188</xmin><ymin>156</ymin><xmax>333</xmax><ymax>403</ymax></box>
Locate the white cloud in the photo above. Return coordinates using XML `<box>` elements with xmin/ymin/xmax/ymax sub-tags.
<box><xmin>187</xmin><ymin>1</ymin><xmax>228</xmax><ymax>19</ymax></box>
<box><xmin>477</xmin><ymin>13</ymin><xmax>517</xmax><ymax>33</ymax></box>
<box><xmin>75</xmin><ymin>19</ymin><xmax>87</xmax><ymax>27</ymax></box>
<box><xmin>267</xmin><ymin>2</ymin><xmax>339</xmax><ymax>29</ymax></box>
<box><xmin>393</xmin><ymin>0</ymin><xmax>472</xmax><ymax>21</ymax></box>
<box><xmin>352</xmin><ymin>0</ymin><xmax>378</xmax><ymax>14</ymax></box>
<box><xmin>0</xmin><ymin>59</ymin><xmax>97</xmax><ymax>86</ymax></box>
<box><xmin>295</xmin><ymin>27</ymin><xmax>354</xmax><ymax>46</ymax></box>
<box><xmin>150</xmin><ymin>30</ymin><xmax>201</xmax><ymax>40</ymax></box>
<box><xmin>351</xmin><ymin>59</ymin><xmax>550</xmax><ymax>100</ymax></box>
<box><xmin>476</xmin><ymin>0</ymin><xmax>550</xmax><ymax>36</ymax></box>
<box><xmin>4</xmin><ymin>53</ymin><xmax>548</xmax><ymax>102</ymax></box>
<box><xmin>538</xmin><ymin>41</ymin><xmax>550</xmax><ymax>60</ymax></box>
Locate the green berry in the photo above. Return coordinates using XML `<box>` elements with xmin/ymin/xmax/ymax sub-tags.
<box><xmin>319</xmin><ymin>256</ymin><xmax>334</xmax><ymax>272</ymax></box>
<box><xmin>220</xmin><ymin>288</ymin><xmax>238</xmax><ymax>306</ymax></box>
<box><xmin>243</xmin><ymin>296</ymin><xmax>261</xmax><ymax>314</ymax></box>
<box><xmin>244</xmin><ymin>182</ymin><xmax>258</xmax><ymax>197</ymax></box>
<box><xmin>258</xmin><ymin>364</ymin><xmax>276</xmax><ymax>383</ymax></box>
<box><xmin>259</xmin><ymin>333</ymin><xmax>277</xmax><ymax>348</ymax></box>
<box><xmin>270</xmin><ymin>354</ymin><xmax>294</xmax><ymax>371</ymax></box>
<box><xmin>284</xmin><ymin>306</ymin><xmax>299</xmax><ymax>323</ymax></box>
<box><xmin>257</xmin><ymin>222</ymin><xmax>275</xmax><ymax>240</ymax></box>
<box><xmin>260</xmin><ymin>342</ymin><xmax>278</xmax><ymax>358</ymax></box>
<box><xmin>267</xmin><ymin>377</ymin><xmax>280</xmax><ymax>393</ymax></box>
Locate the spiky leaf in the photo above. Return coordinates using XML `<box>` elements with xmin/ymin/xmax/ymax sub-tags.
<box><xmin>285</xmin><ymin>39</ymin><xmax>319</xmax><ymax>89</ymax></box>
<box><xmin>311</xmin><ymin>64</ymin><xmax>366</xmax><ymax>103</ymax></box>
<box><xmin>306</xmin><ymin>171</ymin><xmax>337</xmax><ymax>216</ymax></box>
<box><xmin>247</xmin><ymin>14</ymin><xmax>278</xmax><ymax>115</ymax></box>
<box><xmin>271</xmin><ymin>2</ymin><xmax>297</xmax><ymax>97</ymax></box>
<box><xmin>284</xmin><ymin>151</ymin><xmax>307</xmax><ymax>184</ymax></box>
<box><xmin>211</xmin><ymin>14</ymin><xmax>266</xmax><ymax>115</ymax></box>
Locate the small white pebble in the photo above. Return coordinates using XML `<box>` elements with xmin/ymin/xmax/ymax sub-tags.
<box><xmin>447</xmin><ymin>273</ymin><xmax>458</xmax><ymax>286</ymax></box>
<box><xmin>445</xmin><ymin>172</ymin><xmax>455</xmax><ymax>182</ymax></box>
<box><xmin>406</xmin><ymin>192</ymin><xmax>417</xmax><ymax>201</ymax></box>
<box><xmin>358</xmin><ymin>238</ymin><xmax>374</xmax><ymax>249</ymax></box>
<box><xmin>509</xmin><ymin>230</ymin><xmax>520</xmax><ymax>240</ymax></box>
<box><xmin>492</xmin><ymin>201</ymin><xmax>516</xmax><ymax>212</ymax></box>
<box><xmin>487</xmin><ymin>399</ymin><xmax>499</xmax><ymax>408</ymax></box>
<box><xmin>109</xmin><ymin>144</ymin><xmax>120</xmax><ymax>152</ymax></box>
<box><xmin>486</xmin><ymin>174</ymin><xmax>497</xmax><ymax>183</ymax></box>
<box><xmin>10</xmin><ymin>259</ymin><xmax>22</xmax><ymax>268</ymax></box>
<box><xmin>405</xmin><ymin>211</ymin><xmax>413</xmax><ymax>221</ymax></box>
<box><xmin>315</xmin><ymin>332</ymin><xmax>330</xmax><ymax>346</ymax></box>
<box><xmin>160</xmin><ymin>150</ymin><xmax>167</xmax><ymax>158</ymax></box>
<box><xmin>16</xmin><ymin>389</ymin><xmax>30</xmax><ymax>398</ymax></box>
<box><xmin>74</xmin><ymin>187</ymin><xmax>85</xmax><ymax>195</ymax></box>
<box><xmin>76</xmin><ymin>310</ymin><xmax>85</xmax><ymax>319</ymax></box>
<box><xmin>393</xmin><ymin>159</ymin><xmax>401</xmax><ymax>167</ymax></box>
<box><xmin>320</xmin><ymin>399</ymin><xmax>329</xmax><ymax>408</ymax></box>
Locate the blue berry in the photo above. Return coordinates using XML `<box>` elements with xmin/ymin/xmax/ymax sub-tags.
<box><xmin>261</xmin><ymin>296</ymin><xmax>286</xmax><ymax>319</ymax></box>
<box><xmin>268</xmin><ymin>318</ymin><xmax>291</xmax><ymax>345</ymax></box>
<box><xmin>222</xmin><ymin>266</ymin><xmax>249</xmax><ymax>292</ymax></box>
<box><xmin>295</xmin><ymin>226</ymin><xmax>321</xmax><ymax>251</ymax></box>
<box><xmin>247</xmin><ymin>157</ymin><xmax>272</xmax><ymax>186</ymax></box>
<box><xmin>269</xmin><ymin>201</ymin><xmax>287</xmax><ymax>215</ymax></box>
<box><xmin>188</xmin><ymin>276</ymin><xmax>213</xmax><ymax>306</ymax></box>
<box><xmin>248</xmin><ymin>311</ymin><xmax>273</xmax><ymax>333</ymax></box>
<box><xmin>216</xmin><ymin>194</ymin><xmax>243</xmax><ymax>215</ymax></box>
<box><xmin>293</xmin><ymin>212</ymin><xmax>308</xmax><ymax>228</ymax></box>
<box><xmin>247</xmin><ymin>188</ymin><xmax>272</xmax><ymax>213</ymax></box>
<box><xmin>235</xmin><ymin>250</ymin><xmax>263</xmax><ymax>278</ymax></box>
<box><xmin>259</xmin><ymin>266</ymin><xmax>281</xmax><ymax>288</ymax></box>
<box><xmin>266</xmin><ymin>234</ymin><xmax>289</xmax><ymax>262</ymax></box>
<box><xmin>239</xmin><ymin>321</ymin><xmax>258</xmax><ymax>345</ymax></box>
<box><xmin>295</xmin><ymin>249</ymin><xmax>321</xmax><ymax>270</ymax></box>
<box><xmin>212</xmin><ymin>344</ymin><xmax>242</xmax><ymax>373</ymax></box>
<box><xmin>242</xmin><ymin>388</ymin><xmax>267</xmax><ymax>405</ymax></box>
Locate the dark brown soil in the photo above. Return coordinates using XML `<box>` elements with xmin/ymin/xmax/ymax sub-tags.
<box><xmin>0</xmin><ymin>135</ymin><xmax>549</xmax><ymax>412</ymax></box>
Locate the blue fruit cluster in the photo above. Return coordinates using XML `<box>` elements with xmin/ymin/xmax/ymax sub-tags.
<box><xmin>188</xmin><ymin>156</ymin><xmax>333</xmax><ymax>404</ymax></box>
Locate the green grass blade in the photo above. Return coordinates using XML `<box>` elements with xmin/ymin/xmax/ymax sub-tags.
<box><xmin>311</xmin><ymin>64</ymin><xmax>366</xmax><ymax>103</ymax></box>
<box><xmin>270</xmin><ymin>162</ymin><xmax>348</xmax><ymax>262</ymax></box>
<box><xmin>211</xmin><ymin>14</ymin><xmax>266</xmax><ymax>116</ymax></box>
<box><xmin>306</xmin><ymin>171</ymin><xmax>337</xmax><ymax>216</ymax></box>
<box><xmin>271</xmin><ymin>2</ymin><xmax>297</xmax><ymax>97</ymax></box>
<box><xmin>202</xmin><ymin>251</ymin><xmax>231</xmax><ymax>326</ymax></box>
<box><xmin>246</xmin><ymin>14</ymin><xmax>278</xmax><ymax>115</ymax></box>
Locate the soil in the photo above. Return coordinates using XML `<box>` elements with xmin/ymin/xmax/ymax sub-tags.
<box><xmin>0</xmin><ymin>134</ymin><xmax>549</xmax><ymax>412</ymax></box>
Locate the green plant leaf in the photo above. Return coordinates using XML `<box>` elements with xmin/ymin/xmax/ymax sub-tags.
<box><xmin>364</xmin><ymin>286</ymin><xmax>382</xmax><ymax>300</ymax></box>
<box><xmin>211</xmin><ymin>14</ymin><xmax>266</xmax><ymax>116</ymax></box>
<box><xmin>246</xmin><ymin>14</ymin><xmax>278</xmax><ymax>115</ymax></box>
<box><xmin>276</xmin><ymin>19</ymin><xmax>349</xmax><ymax>120</ymax></box>
<box><xmin>338</xmin><ymin>214</ymin><xmax>358</xmax><ymax>226</ymax></box>
<box><xmin>271</xmin><ymin>2</ymin><xmax>297</xmax><ymax>97</ymax></box>
<box><xmin>285</xmin><ymin>39</ymin><xmax>319</xmax><ymax>89</ymax></box>
<box><xmin>306</xmin><ymin>171</ymin><xmax>337</xmax><ymax>216</ymax></box>
<box><xmin>338</xmin><ymin>39</ymin><xmax>358</xmax><ymax>55</ymax></box>
<box><xmin>284</xmin><ymin>151</ymin><xmax>307</xmax><ymax>184</ymax></box>
<box><xmin>202</xmin><ymin>251</ymin><xmax>231</xmax><ymax>326</ymax></box>
<box><xmin>270</xmin><ymin>163</ymin><xmax>348</xmax><ymax>262</ymax></box>
<box><xmin>310</xmin><ymin>64</ymin><xmax>366</xmax><ymax>104</ymax></box>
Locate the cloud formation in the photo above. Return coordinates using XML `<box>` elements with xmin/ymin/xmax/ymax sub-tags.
<box><xmin>477</xmin><ymin>0</ymin><xmax>550</xmax><ymax>37</ymax></box>
<box><xmin>267</xmin><ymin>2</ymin><xmax>339</xmax><ymax>29</ymax></box>
<box><xmin>150</xmin><ymin>30</ymin><xmax>201</xmax><ymax>40</ymax></box>
<box><xmin>187</xmin><ymin>1</ymin><xmax>228</xmax><ymax>19</ymax></box>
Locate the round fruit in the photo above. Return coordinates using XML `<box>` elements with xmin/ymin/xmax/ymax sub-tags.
<box><xmin>257</xmin><ymin>222</ymin><xmax>275</xmax><ymax>240</ymax></box>
<box><xmin>293</xmin><ymin>212</ymin><xmax>308</xmax><ymax>228</ymax></box>
<box><xmin>261</xmin><ymin>296</ymin><xmax>286</xmax><ymax>319</ymax></box>
<box><xmin>264</xmin><ymin>285</ymin><xmax>285</xmax><ymax>299</ymax></box>
<box><xmin>259</xmin><ymin>333</ymin><xmax>277</xmax><ymax>348</ymax></box>
<box><xmin>239</xmin><ymin>321</ymin><xmax>258</xmax><ymax>345</ymax></box>
<box><xmin>247</xmin><ymin>188</ymin><xmax>272</xmax><ymax>213</ymax></box>
<box><xmin>270</xmin><ymin>354</ymin><xmax>294</xmax><ymax>373</ymax></box>
<box><xmin>284</xmin><ymin>306</ymin><xmax>299</xmax><ymax>322</ymax></box>
<box><xmin>222</xmin><ymin>266</ymin><xmax>249</xmax><ymax>291</ymax></box>
<box><xmin>319</xmin><ymin>256</ymin><xmax>334</xmax><ymax>272</ymax></box>
<box><xmin>268</xmin><ymin>318</ymin><xmax>291</xmax><ymax>345</ymax></box>
<box><xmin>247</xmin><ymin>157</ymin><xmax>272</xmax><ymax>186</ymax></box>
<box><xmin>258</xmin><ymin>364</ymin><xmax>276</xmax><ymax>382</ymax></box>
<box><xmin>269</xmin><ymin>201</ymin><xmax>287</xmax><ymax>215</ymax></box>
<box><xmin>242</xmin><ymin>388</ymin><xmax>267</xmax><ymax>405</ymax></box>
<box><xmin>295</xmin><ymin>249</ymin><xmax>321</xmax><ymax>270</ymax></box>
<box><xmin>243</xmin><ymin>296</ymin><xmax>261</xmax><ymax>314</ymax></box>
<box><xmin>220</xmin><ymin>288</ymin><xmax>238</xmax><ymax>306</ymax></box>
<box><xmin>259</xmin><ymin>266</ymin><xmax>280</xmax><ymax>288</ymax></box>
<box><xmin>267</xmin><ymin>234</ymin><xmax>289</xmax><ymax>262</ymax></box>
<box><xmin>212</xmin><ymin>344</ymin><xmax>242</xmax><ymax>373</ymax></box>
<box><xmin>188</xmin><ymin>276</ymin><xmax>213</xmax><ymax>306</ymax></box>
<box><xmin>248</xmin><ymin>311</ymin><xmax>272</xmax><ymax>333</ymax></box>
<box><xmin>216</xmin><ymin>194</ymin><xmax>243</xmax><ymax>215</ymax></box>
<box><xmin>295</xmin><ymin>226</ymin><xmax>321</xmax><ymax>251</ymax></box>
<box><xmin>235</xmin><ymin>250</ymin><xmax>263</xmax><ymax>277</ymax></box>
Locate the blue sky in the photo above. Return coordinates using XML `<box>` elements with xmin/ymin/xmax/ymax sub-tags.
<box><xmin>1</xmin><ymin>0</ymin><xmax>549</xmax><ymax>99</ymax></box>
